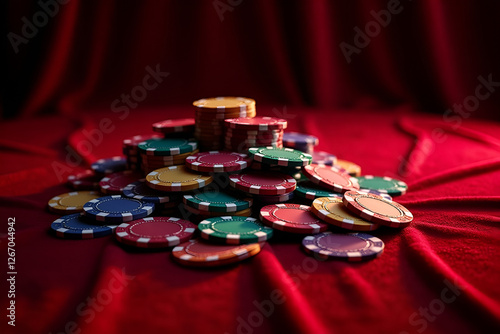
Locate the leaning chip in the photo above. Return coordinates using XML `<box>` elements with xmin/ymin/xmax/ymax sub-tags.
<box><xmin>152</xmin><ymin>118</ymin><xmax>195</xmax><ymax>134</ymax></box>
<box><xmin>260</xmin><ymin>204</ymin><xmax>329</xmax><ymax>234</ymax></box>
<box><xmin>342</xmin><ymin>191</ymin><xmax>413</xmax><ymax>228</ymax></box>
<box><xmin>311</xmin><ymin>197</ymin><xmax>379</xmax><ymax>231</ymax></box>
<box><xmin>302</xmin><ymin>232</ymin><xmax>384</xmax><ymax>261</ymax></box>
<box><xmin>302</xmin><ymin>164</ymin><xmax>359</xmax><ymax>193</ymax></box>
<box><xmin>198</xmin><ymin>216</ymin><xmax>273</xmax><ymax>244</ymax></box>
<box><xmin>115</xmin><ymin>217</ymin><xmax>196</xmax><ymax>248</ymax></box>
<box><xmin>171</xmin><ymin>239</ymin><xmax>263</xmax><ymax>267</ymax></box>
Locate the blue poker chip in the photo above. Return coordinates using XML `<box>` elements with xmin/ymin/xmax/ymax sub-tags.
<box><xmin>122</xmin><ymin>179</ymin><xmax>182</xmax><ymax>203</ymax></box>
<box><xmin>83</xmin><ymin>195</ymin><xmax>155</xmax><ymax>223</ymax></box>
<box><xmin>311</xmin><ymin>151</ymin><xmax>337</xmax><ymax>166</ymax></box>
<box><xmin>357</xmin><ymin>189</ymin><xmax>393</xmax><ymax>201</ymax></box>
<box><xmin>91</xmin><ymin>156</ymin><xmax>127</xmax><ymax>174</ymax></box>
<box><xmin>50</xmin><ymin>213</ymin><xmax>117</xmax><ymax>239</ymax></box>
<box><xmin>282</xmin><ymin>132</ymin><xmax>319</xmax><ymax>146</ymax></box>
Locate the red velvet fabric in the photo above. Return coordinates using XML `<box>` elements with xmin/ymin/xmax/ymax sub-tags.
<box><xmin>1</xmin><ymin>106</ymin><xmax>500</xmax><ymax>334</ymax></box>
<box><xmin>3</xmin><ymin>1</ymin><xmax>500</xmax><ymax>333</ymax></box>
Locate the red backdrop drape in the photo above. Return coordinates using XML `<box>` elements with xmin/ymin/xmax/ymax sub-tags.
<box><xmin>5</xmin><ymin>0</ymin><xmax>500</xmax><ymax>120</ymax></box>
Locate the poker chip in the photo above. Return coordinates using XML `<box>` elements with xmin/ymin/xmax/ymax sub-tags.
<box><xmin>357</xmin><ymin>189</ymin><xmax>392</xmax><ymax>201</ymax></box>
<box><xmin>303</xmin><ymin>164</ymin><xmax>360</xmax><ymax>193</ymax></box>
<box><xmin>152</xmin><ymin>118</ymin><xmax>195</xmax><ymax>134</ymax></box>
<box><xmin>334</xmin><ymin>159</ymin><xmax>361</xmax><ymax>177</ymax></box>
<box><xmin>183</xmin><ymin>187</ymin><xmax>252</xmax><ymax>212</ymax></box>
<box><xmin>146</xmin><ymin>166</ymin><xmax>213</xmax><ymax>192</ymax></box>
<box><xmin>311</xmin><ymin>197</ymin><xmax>379</xmax><ymax>231</ymax></box>
<box><xmin>193</xmin><ymin>97</ymin><xmax>256</xmax><ymax>112</ymax></box>
<box><xmin>251</xmin><ymin>192</ymin><xmax>294</xmax><ymax>204</ymax></box>
<box><xmin>185</xmin><ymin>151</ymin><xmax>251</xmax><ymax>172</ymax></box>
<box><xmin>229</xmin><ymin>171</ymin><xmax>296</xmax><ymax>196</ymax></box>
<box><xmin>171</xmin><ymin>239</ymin><xmax>262</xmax><ymax>267</ymax></box>
<box><xmin>99</xmin><ymin>171</ymin><xmax>142</xmax><ymax>195</ymax></box>
<box><xmin>50</xmin><ymin>213</ymin><xmax>117</xmax><ymax>239</ymax></box>
<box><xmin>260</xmin><ymin>204</ymin><xmax>329</xmax><ymax>234</ymax></box>
<box><xmin>282</xmin><ymin>132</ymin><xmax>319</xmax><ymax>146</ymax></box>
<box><xmin>302</xmin><ymin>232</ymin><xmax>384</xmax><ymax>261</ymax></box>
<box><xmin>342</xmin><ymin>191</ymin><xmax>413</xmax><ymax>228</ymax></box>
<box><xmin>82</xmin><ymin>195</ymin><xmax>155</xmax><ymax>223</ymax></box>
<box><xmin>311</xmin><ymin>151</ymin><xmax>337</xmax><ymax>166</ymax></box>
<box><xmin>295</xmin><ymin>181</ymin><xmax>342</xmax><ymax>200</ymax></box>
<box><xmin>115</xmin><ymin>217</ymin><xmax>196</xmax><ymax>248</ymax></box>
<box><xmin>47</xmin><ymin>191</ymin><xmax>101</xmax><ymax>214</ymax></box>
<box><xmin>123</xmin><ymin>134</ymin><xmax>162</xmax><ymax>149</ymax></box>
<box><xmin>67</xmin><ymin>170</ymin><xmax>101</xmax><ymax>190</ymax></box>
<box><xmin>248</xmin><ymin>147</ymin><xmax>312</xmax><ymax>167</ymax></box>
<box><xmin>91</xmin><ymin>156</ymin><xmax>127</xmax><ymax>175</ymax></box>
<box><xmin>199</xmin><ymin>216</ymin><xmax>273</xmax><ymax>244</ymax></box>
<box><xmin>354</xmin><ymin>176</ymin><xmax>408</xmax><ymax>196</ymax></box>
<box><xmin>225</xmin><ymin>116</ymin><xmax>287</xmax><ymax>131</ymax></box>
<box><xmin>183</xmin><ymin>205</ymin><xmax>252</xmax><ymax>217</ymax></box>
<box><xmin>138</xmin><ymin>138</ymin><xmax>197</xmax><ymax>156</ymax></box>
<box><xmin>122</xmin><ymin>179</ymin><xmax>182</xmax><ymax>203</ymax></box>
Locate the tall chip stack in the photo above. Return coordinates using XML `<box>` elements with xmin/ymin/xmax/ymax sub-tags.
<box><xmin>193</xmin><ymin>97</ymin><xmax>256</xmax><ymax>151</ymax></box>
<box><xmin>223</xmin><ymin>116</ymin><xmax>286</xmax><ymax>153</ymax></box>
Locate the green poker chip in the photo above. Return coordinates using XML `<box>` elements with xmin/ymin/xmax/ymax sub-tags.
<box><xmin>353</xmin><ymin>176</ymin><xmax>408</xmax><ymax>196</ymax></box>
<box><xmin>183</xmin><ymin>187</ymin><xmax>253</xmax><ymax>213</ymax></box>
<box><xmin>137</xmin><ymin>138</ymin><xmax>197</xmax><ymax>156</ymax></box>
<box><xmin>198</xmin><ymin>216</ymin><xmax>273</xmax><ymax>244</ymax></box>
<box><xmin>295</xmin><ymin>181</ymin><xmax>342</xmax><ymax>200</ymax></box>
<box><xmin>248</xmin><ymin>147</ymin><xmax>312</xmax><ymax>167</ymax></box>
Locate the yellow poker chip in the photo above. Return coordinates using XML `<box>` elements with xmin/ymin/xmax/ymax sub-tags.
<box><xmin>146</xmin><ymin>165</ymin><xmax>213</xmax><ymax>192</ymax></box>
<box><xmin>311</xmin><ymin>197</ymin><xmax>379</xmax><ymax>231</ymax></box>
<box><xmin>193</xmin><ymin>96</ymin><xmax>256</xmax><ymax>112</ymax></box>
<box><xmin>335</xmin><ymin>159</ymin><xmax>361</xmax><ymax>177</ymax></box>
<box><xmin>47</xmin><ymin>191</ymin><xmax>101</xmax><ymax>214</ymax></box>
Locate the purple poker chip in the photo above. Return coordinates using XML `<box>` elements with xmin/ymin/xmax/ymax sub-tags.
<box><xmin>311</xmin><ymin>151</ymin><xmax>337</xmax><ymax>166</ymax></box>
<box><xmin>282</xmin><ymin>132</ymin><xmax>319</xmax><ymax>147</ymax></box>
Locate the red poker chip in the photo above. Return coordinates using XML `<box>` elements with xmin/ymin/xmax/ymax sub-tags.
<box><xmin>303</xmin><ymin>164</ymin><xmax>359</xmax><ymax>193</ymax></box>
<box><xmin>152</xmin><ymin>118</ymin><xmax>195</xmax><ymax>133</ymax></box>
<box><xmin>225</xmin><ymin>128</ymin><xmax>283</xmax><ymax>137</ymax></box>
<box><xmin>342</xmin><ymin>191</ymin><xmax>413</xmax><ymax>228</ymax></box>
<box><xmin>229</xmin><ymin>171</ymin><xmax>296</xmax><ymax>196</ymax></box>
<box><xmin>99</xmin><ymin>170</ymin><xmax>143</xmax><ymax>195</ymax></box>
<box><xmin>115</xmin><ymin>216</ymin><xmax>196</xmax><ymax>248</ymax></box>
<box><xmin>224</xmin><ymin>117</ymin><xmax>287</xmax><ymax>131</ymax></box>
<box><xmin>123</xmin><ymin>134</ymin><xmax>161</xmax><ymax>149</ymax></box>
<box><xmin>67</xmin><ymin>170</ymin><xmax>101</xmax><ymax>190</ymax></box>
<box><xmin>185</xmin><ymin>151</ymin><xmax>251</xmax><ymax>172</ymax></box>
<box><xmin>260</xmin><ymin>203</ymin><xmax>329</xmax><ymax>234</ymax></box>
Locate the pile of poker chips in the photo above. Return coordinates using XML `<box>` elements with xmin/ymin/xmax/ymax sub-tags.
<box><xmin>122</xmin><ymin>134</ymin><xmax>161</xmax><ymax>171</ymax></box>
<box><xmin>193</xmin><ymin>97</ymin><xmax>256</xmax><ymax>151</ymax></box>
<box><xmin>47</xmin><ymin>96</ymin><xmax>414</xmax><ymax>266</ymax></box>
<box><xmin>224</xmin><ymin>116</ymin><xmax>286</xmax><ymax>152</ymax></box>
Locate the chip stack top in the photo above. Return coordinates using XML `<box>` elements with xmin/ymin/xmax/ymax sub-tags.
<box><xmin>193</xmin><ymin>97</ymin><xmax>256</xmax><ymax>151</ymax></box>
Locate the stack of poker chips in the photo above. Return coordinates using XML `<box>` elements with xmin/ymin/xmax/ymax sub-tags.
<box><xmin>223</xmin><ymin>116</ymin><xmax>286</xmax><ymax>153</ymax></box>
<box><xmin>122</xmin><ymin>134</ymin><xmax>161</xmax><ymax>172</ymax></box>
<box><xmin>193</xmin><ymin>97</ymin><xmax>256</xmax><ymax>151</ymax></box>
<box><xmin>137</xmin><ymin>137</ymin><xmax>199</xmax><ymax>174</ymax></box>
<box><xmin>282</xmin><ymin>132</ymin><xmax>318</xmax><ymax>154</ymax></box>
